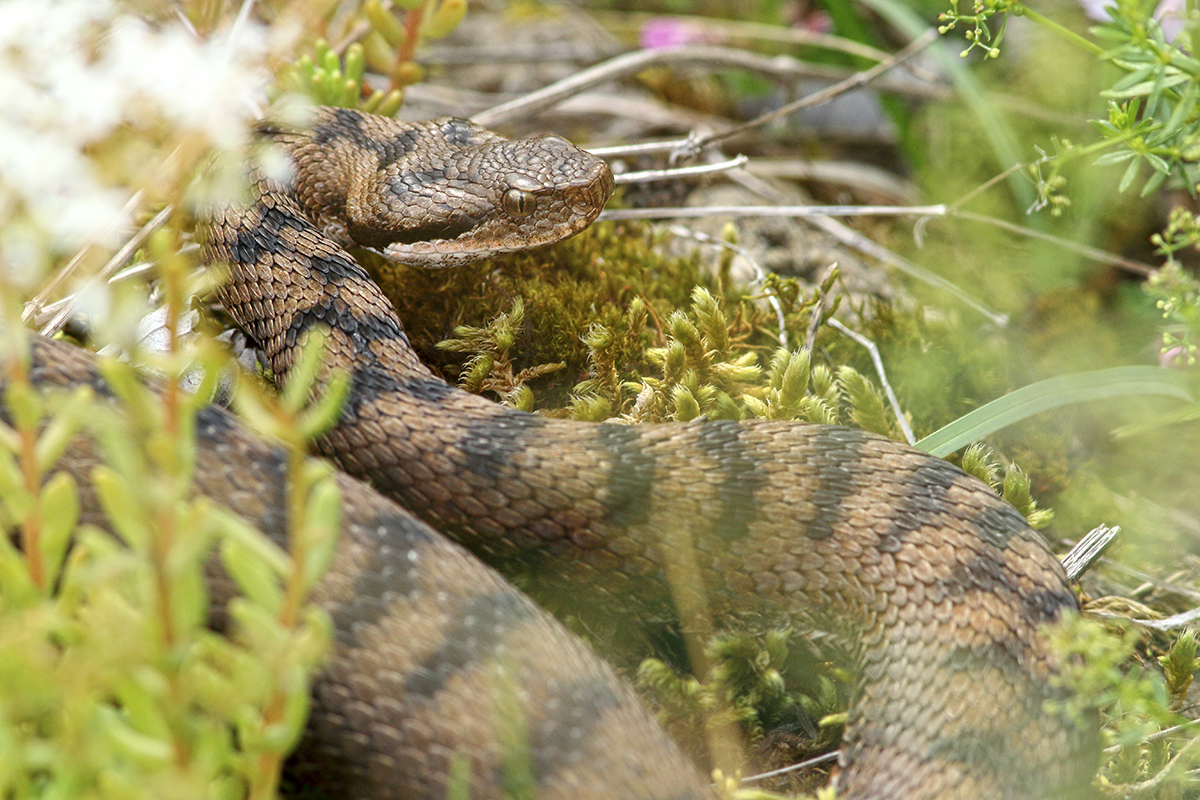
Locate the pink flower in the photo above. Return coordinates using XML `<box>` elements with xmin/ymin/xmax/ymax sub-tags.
<box><xmin>640</xmin><ymin>18</ymin><xmax>710</xmax><ymax>49</ymax></box>
<box><xmin>1160</xmin><ymin>345</ymin><xmax>1192</xmax><ymax>369</ymax></box>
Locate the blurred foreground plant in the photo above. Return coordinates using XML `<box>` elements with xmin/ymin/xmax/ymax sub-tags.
<box><xmin>0</xmin><ymin>244</ymin><xmax>339</xmax><ymax>799</ymax></box>
<box><xmin>0</xmin><ymin>0</ymin><xmax>343</xmax><ymax>797</ymax></box>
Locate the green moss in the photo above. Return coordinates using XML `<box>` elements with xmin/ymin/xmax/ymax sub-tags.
<box><xmin>368</xmin><ymin>219</ymin><xmax>768</xmax><ymax>411</ymax></box>
<box><xmin>369</xmin><ymin>219</ymin><xmax>816</xmax><ymax>419</ymax></box>
<box><xmin>370</xmin><ymin>222</ymin><xmax>932</xmax><ymax>447</ymax></box>
<box><xmin>636</xmin><ymin>626</ymin><xmax>849</xmax><ymax>794</ymax></box>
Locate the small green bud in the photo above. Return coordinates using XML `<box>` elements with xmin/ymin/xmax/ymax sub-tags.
<box><xmin>365</xmin><ymin>0</ymin><xmax>408</xmax><ymax>46</ymax></box>
<box><xmin>422</xmin><ymin>0</ymin><xmax>468</xmax><ymax>39</ymax></box>
<box><xmin>672</xmin><ymin>386</ymin><xmax>701</xmax><ymax>421</ymax></box>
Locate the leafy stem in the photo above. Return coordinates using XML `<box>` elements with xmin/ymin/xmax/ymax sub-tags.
<box><xmin>1017</xmin><ymin>5</ymin><xmax>1106</xmax><ymax>57</ymax></box>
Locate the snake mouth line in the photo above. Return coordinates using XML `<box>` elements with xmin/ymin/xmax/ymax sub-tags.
<box><xmin>378</xmin><ymin>239</ymin><xmax>519</xmax><ymax>260</ymax></box>
<box><xmin>377</xmin><ymin>234</ymin><xmax>564</xmax><ymax>266</ymax></box>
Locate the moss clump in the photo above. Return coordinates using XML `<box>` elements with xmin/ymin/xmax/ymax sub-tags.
<box><xmin>367</xmin><ymin>218</ymin><xmax>757</xmax><ymax>410</ymax></box>
<box><xmin>369</xmin><ymin>222</ymin><xmax>912</xmax><ymax>434</ymax></box>
<box><xmin>636</xmin><ymin>627</ymin><xmax>850</xmax><ymax>796</ymax></box>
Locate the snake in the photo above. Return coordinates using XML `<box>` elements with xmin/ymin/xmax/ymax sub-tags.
<box><xmin>23</xmin><ymin>106</ymin><xmax>1099</xmax><ymax>799</ymax></box>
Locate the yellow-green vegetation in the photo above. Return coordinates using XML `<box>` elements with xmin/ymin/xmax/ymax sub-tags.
<box><xmin>0</xmin><ymin>236</ymin><xmax>338</xmax><ymax>798</ymax></box>
<box><xmin>283</xmin><ymin>0</ymin><xmax>467</xmax><ymax>114</ymax></box>
<box><xmin>637</xmin><ymin>627</ymin><xmax>846</xmax><ymax>795</ymax></box>
<box><xmin>369</xmin><ymin>227</ymin><xmax>911</xmax><ymax>431</ymax></box>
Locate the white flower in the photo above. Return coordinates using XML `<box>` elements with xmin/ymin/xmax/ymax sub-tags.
<box><xmin>0</xmin><ymin>0</ymin><xmax>269</xmax><ymax>263</ymax></box>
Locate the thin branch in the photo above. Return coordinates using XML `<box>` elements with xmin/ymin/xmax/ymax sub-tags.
<box><xmin>420</xmin><ymin>42</ymin><xmax>624</xmax><ymax>65</ymax></box>
<box><xmin>1102</xmin><ymin>719</ymin><xmax>1200</xmax><ymax>755</ymax></box>
<box><xmin>601</xmin><ymin>204</ymin><xmax>949</xmax><ymax>220</ymax></box>
<box><xmin>1101</xmin><ymin>605</ymin><xmax>1200</xmax><ymax>632</ymax></box>
<box><xmin>1099</xmin><ymin>560</ymin><xmax>1200</xmax><ymax>603</ymax></box>
<box><xmin>950</xmin><ymin>160</ymin><xmax>1029</xmax><ymax>211</ymax></box>
<box><xmin>1061</xmin><ymin>524</ymin><xmax>1121</xmax><ymax>582</ymax></box>
<box><xmin>952</xmin><ymin>210</ymin><xmax>1156</xmax><ymax>276</ymax></box>
<box><xmin>737</xmin><ymin>750</ymin><xmax>839</xmax><ymax>784</ymax></box>
<box><xmin>1101</xmin><ymin>731</ymin><xmax>1200</xmax><ymax>797</ymax></box>
<box><xmin>472</xmin><ymin>42</ymin><xmax>945</xmax><ymax>128</ymax></box>
<box><xmin>601</xmin><ymin>199</ymin><xmax>1157</xmax><ymax>310</ymax></box>
<box><xmin>601</xmin><ymin>200</ymin><xmax>1006</xmax><ymax>325</ymax></box>
<box><xmin>23</xmin><ymin>190</ymin><xmax>146</xmax><ymax>323</ymax></box>
<box><xmin>745</xmin><ymin>157</ymin><xmax>919</xmax><ymax>204</ymax></box>
<box><xmin>28</xmin><ymin>205</ymin><xmax>174</xmax><ymax>336</ymax></box>
<box><xmin>804</xmin><ymin>263</ymin><xmax>838</xmax><ymax>353</ymax></box>
<box><xmin>689</xmin><ymin>29</ymin><xmax>940</xmax><ymax>153</ymax></box>
<box><xmin>614</xmin><ymin>156</ymin><xmax>749</xmax><ymax>185</ymax></box>
<box><xmin>598</xmin><ymin>11</ymin><xmax>928</xmax><ymax>74</ymax></box>
<box><xmin>590</xmin><ymin>138</ymin><xmax>692</xmax><ymax>158</ymax></box>
<box><xmin>828</xmin><ymin>318</ymin><xmax>916</xmax><ymax>445</ymax></box>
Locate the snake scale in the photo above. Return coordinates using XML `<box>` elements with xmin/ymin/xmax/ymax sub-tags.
<box><xmin>27</xmin><ymin>106</ymin><xmax>1099</xmax><ymax>799</ymax></box>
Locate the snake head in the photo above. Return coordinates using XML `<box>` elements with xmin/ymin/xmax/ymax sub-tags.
<box><xmin>374</xmin><ymin>133</ymin><xmax>614</xmax><ymax>268</ymax></box>
<box><xmin>315</xmin><ymin>115</ymin><xmax>615</xmax><ymax>268</ymax></box>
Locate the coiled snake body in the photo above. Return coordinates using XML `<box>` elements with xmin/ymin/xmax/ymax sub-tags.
<box><xmin>34</xmin><ymin>107</ymin><xmax>1099</xmax><ymax>799</ymax></box>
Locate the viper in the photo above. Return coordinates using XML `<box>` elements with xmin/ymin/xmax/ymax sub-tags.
<box><xmin>26</xmin><ymin>106</ymin><xmax>1100</xmax><ymax>799</ymax></box>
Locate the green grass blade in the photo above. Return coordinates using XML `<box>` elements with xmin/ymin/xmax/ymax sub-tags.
<box><xmin>916</xmin><ymin>366</ymin><xmax>1194</xmax><ymax>457</ymax></box>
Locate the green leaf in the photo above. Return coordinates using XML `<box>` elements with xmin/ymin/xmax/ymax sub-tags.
<box><xmin>1144</xmin><ymin>152</ymin><xmax>1170</xmax><ymax>173</ymax></box>
<box><xmin>916</xmin><ymin>366</ymin><xmax>1194</xmax><ymax>457</ymax></box>
<box><xmin>116</xmin><ymin>670</ymin><xmax>171</xmax><ymax>740</ymax></box>
<box><xmin>39</xmin><ymin>471</ymin><xmax>78</xmax><ymax>581</ymax></box>
<box><xmin>1168</xmin><ymin>50</ymin><xmax>1200</xmax><ymax>73</ymax></box>
<box><xmin>231</xmin><ymin>386</ymin><xmax>283</xmax><ymax>442</ymax></box>
<box><xmin>295</xmin><ymin>606</ymin><xmax>333</xmax><ymax>665</ymax></box>
<box><xmin>282</xmin><ymin>330</ymin><xmax>329</xmax><ymax>415</ymax></box>
<box><xmin>1118</xmin><ymin>155</ymin><xmax>1143</xmax><ymax>192</ymax></box>
<box><xmin>1141</xmin><ymin>166</ymin><xmax>1169</xmax><ymax>195</ymax></box>
<box><xmin>97</xmin><ymin>705</ymin><xmax>173</xmax><ymax>766</ymax></box>
<box><xmin>447</xmin><ymin>753</ymin><xmax>474</xmax><ymax>800</ymax></box>
<box><xmin>1094</xmin><ymin>150</ymin><xmax>1137</xmax><ymax>166</ymax></box>
<box><xmin>344</xmin><ymin>42</ymin><xmax>365</xmax><ymax>83</ymax></box>
<box><xmin>0</xmin><ymin>451</ymin><xmax>28</xmax><ymax>521</ymax></box>
<box><xmin>220</xmin><ymin>537</ymin><xmax>285</xmax><ymax>615</ymax></box>
<box><xmin>5</xmin><ymin>379</ymin><xmax>43</xmax><ymax>436</ymax></box>
<box><xmin>743</xmin><ymin>396</ymin><xmax>768</xmax><ymax>418</ymax></box>
<box><xmin>1159</xmin><ymin>78</ymin><xmax>1198</xmax><ymax>137</ymax></box>
<box><xmin>170</xmin><ymin>546</ymin><xmax>211</xmax><ymax>635</ymax></box>
<box><xmin>300</xmin><ymin>480</ymin><xmax>341</xmax><ymax>593</ymax></box>
<box><xmin>365</xmin><ymin>0</ymin><xmax>409</xmax><ymax>45</ymax></box>
<box><xmin>671</xmin><ymin>385</ymin><xmax>700</xmax><ymax>421</ymax></box>
<box><xmin>264</xmin><ymin>671</ymin><xmax>312</xmax><ymax>752</ymax></box>
<box><xmin>213</xmin><ymin>508</ymin><xmax>290</xmax><ymax>573</ymax></box>
<box><xmin>35</xmin><ymin>385</ymin><xmax>92</xmax><ymax>473</ymax></box>
<box><xmin>320</xmin><ymin>44</ymin><xmax>339</xmax><ymax>76</ymax></box>
<box><xmin>297</xmin><ymin>371</ymin><xmax>349</xmax><ymax>441</ymax></box>
<box><xmin>228</xmin><ymin>596</ymin><xmax>288</xmax><ymax>651</ymax></box>
<box><xmin>93</xmin><ymin>465</ymin><xmax>151</xmax><ymax>550</ymax></box>
<box><xmin>1108</xmin><ymin>64</ymin><xmax>1157</xmax><ymax>93</ymax></box>
<box><xmin>1104</xmin><ymin>71</ymin><xmax>1190</xmax><ymax>98</ymax></box>
<box><xmin>0</xmin><ymin>417</ymin><xmax>18</xmax><ymax>452</ymax></box>
<box><xmin>422</xmin><ymin>0</ymin><xmax>467</xmax><ymax>40</ymax></box>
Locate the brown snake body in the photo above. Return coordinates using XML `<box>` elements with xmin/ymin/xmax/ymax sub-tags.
<box><xmin>27</xmin><ymin>107</ymin><xmax>1099</xmax><ymax>799</ymax></box>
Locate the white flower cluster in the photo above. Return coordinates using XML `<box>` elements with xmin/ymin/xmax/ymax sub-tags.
<box><xmin>0</xmin><ymin>0</ymin><xmax>269</xmax><ymax>274</ymax></box>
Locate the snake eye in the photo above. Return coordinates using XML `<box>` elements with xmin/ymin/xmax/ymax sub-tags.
<box><xmin>503</xmin><ymin>188</ymin><xmax>537</xmax><ymax>218</ymax></box>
